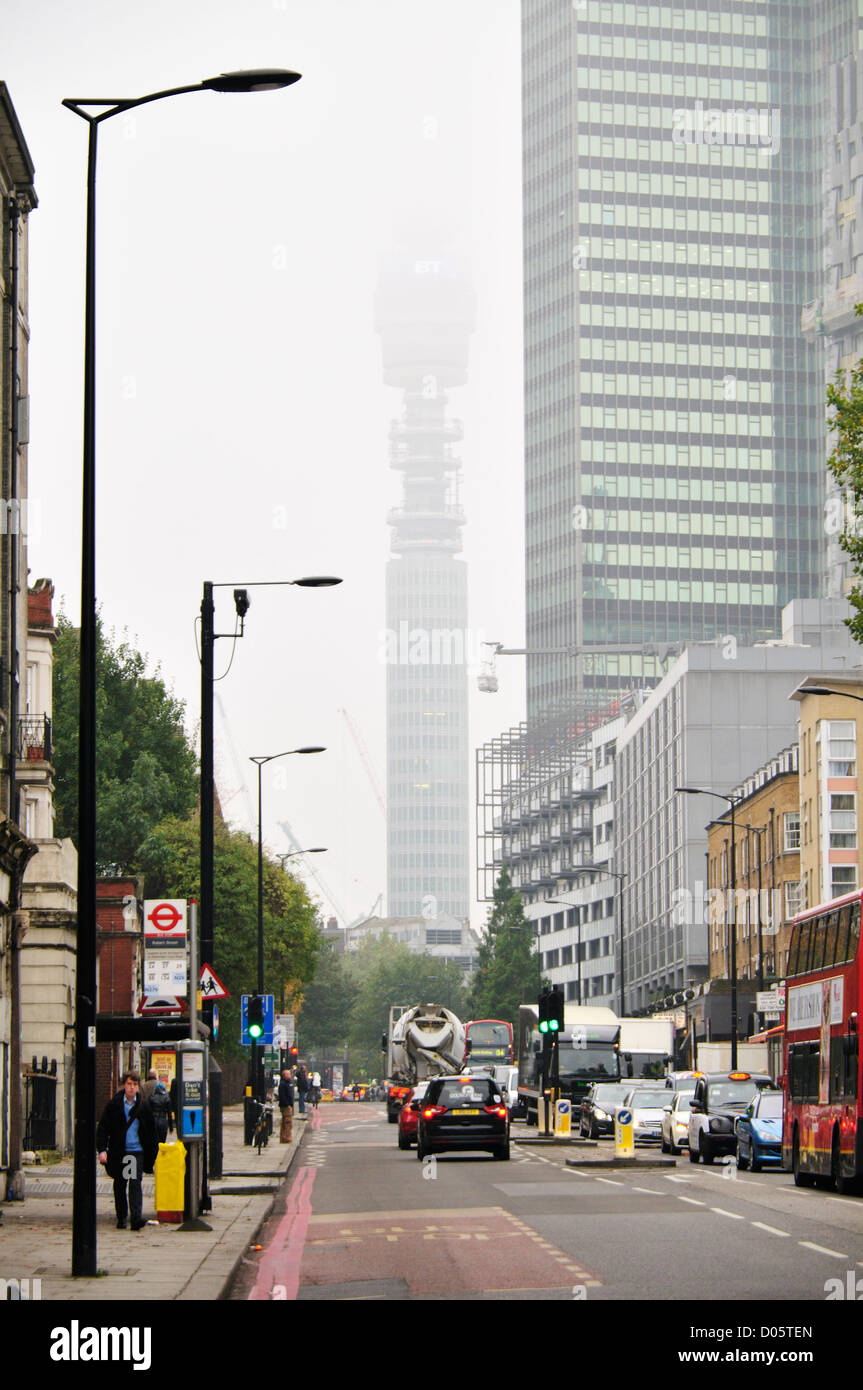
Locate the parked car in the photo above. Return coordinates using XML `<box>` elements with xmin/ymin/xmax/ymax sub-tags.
<box><xmin>579</xmin><ymin>1082</ymin><xmax>635</xmax><ymax>1138</ymax></box>
<box><xmin>660</xmin><ymin>1091</ymin><xmax>692</xmax><ymax>1154</ymax></box>
<box><xmin>416</xmin><ymin>1073</ymin><xmax>510</xmax><ymax>1160</ymax></box>
<box><xmin>688</xmin><ymin>1072</ymin><xmax>778</xmax><ymax>1165</ymax></box>
<box><xmin>735</xmin><ymin>1089</ymin><xmax>784</xmax><ymax>1172</ymax></box>
<box><xmin>397</xmin><ymin>1083</ymin><xmax>429</xmax><ymax>1150</ymax></box>
<box><xmin>620</xmin><ymin>1086</ymin><xmax>671</xmax><ymax>1144</ymax></box>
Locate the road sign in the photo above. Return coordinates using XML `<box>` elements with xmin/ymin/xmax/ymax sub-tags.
<box><xmin>144</xmin><ymin>899</ymin><xmax>187</xmax><ymax>942</ymax></box>
<box><xmin>614</xmin><ymin>1107</ymin><xmax>634</xmax><ymax>1159</ymax></box>
<box><xmin>199</xmin><ymin>964</ymin><xmax>229</xmax><ymax>1001</ymax></box>
<box><xmin>241</xmin><ymin>993</ymin><xmax>275</xmax><ymax>1046</ymax></box>
<box><xmin>554</xmin><ymin>1098</ymin><xmax>571</xmax><ymax>1138</ymax></box>
<box><xmin>757</xmin><ymin>990</ymin><xmax>785</xmax><ymax>1013</ymax></box>
<box><xmin>275</xmin><ymin>1013</ymin><xmax>295</xmax><ymax>1048</ymax></box>
<box><xmin>137</xmin><ymin>994</ymin><xmax>185</xmax><ymax>1016</ymax></box>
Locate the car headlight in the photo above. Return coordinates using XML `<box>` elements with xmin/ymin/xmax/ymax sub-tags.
<box><xmin>709</xmin><ymin>1117</ymin><xmax>732</xmax><ymax>1133</ymax></box>
<box><xmin>594</xmin><ymin>1108</ymin><xmax>608</xmax><ymax>1120</ymax></box>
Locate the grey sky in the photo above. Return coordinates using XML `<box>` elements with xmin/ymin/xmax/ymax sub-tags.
<box><xmin>5</xmin><ymin>0</ymin><xmax>525</xmax><ymax>929</ymax></box>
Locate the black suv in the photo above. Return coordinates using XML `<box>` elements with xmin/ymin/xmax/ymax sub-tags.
<box><xmin>416</xmin><ymin>1073</ymin><xmax>510</xmax><ymax>1160</ymax></box>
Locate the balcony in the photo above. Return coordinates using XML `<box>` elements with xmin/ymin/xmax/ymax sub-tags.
<box><xmin>18</xmin><ymin>714</ymin><xmax>52</xmax><ymax>764</ymax></box>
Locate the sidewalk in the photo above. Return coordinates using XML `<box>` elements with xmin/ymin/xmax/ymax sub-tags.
<box><xmin>0</xmin><ymin>1105</ymin><xmax>311</xmax><ymax>1300</ymax></box>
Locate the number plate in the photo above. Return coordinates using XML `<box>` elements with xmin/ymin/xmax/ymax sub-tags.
<box><xmin>455</xmin><ymin>1108</ymin><xmax>481</xmax><ymax>1116</ymax></box>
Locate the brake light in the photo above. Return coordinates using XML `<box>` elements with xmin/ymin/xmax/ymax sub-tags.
<box><xmin>423</xmin><ymin>1106</ymin><xmax>446</xmax><ymax>1120</ymax></box>
<box><xmin>485</xmin><ymin>1106</ymin><xmax>507</xmax><ymax>1118</ymax></box>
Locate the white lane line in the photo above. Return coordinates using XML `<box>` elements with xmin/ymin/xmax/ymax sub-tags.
<box><xmin>751</xmin><ymin>1222</ymin><xmax>790</xmax><ymax>1238</ymax></box>
<box><xmin>799</xmin><ymin>1241</ymin><xmax>849</xmax><ymax>1259</ymax></box>
<box><xmin>665</xmin><ymin>1176</ymin><xmax>690</xmax><ymax>1184</ymax></box>
<box><xmin>595</xmin><ymin>1177</ymin><xmax>624</xmax><ymax>1187</ymax></box>
<box><xmin>710</xmin><ymin>1207</ymin><xmax>744</xmax><ymax>1220</ymax></box>
<box><xmin>678</xmin><ymin>1196</ymin><xmax>705</xmax><ymax>1206</ymax></box>
<box><xmin>633</xmin><ymin>1187</ymin><xmax>663</xmax><ymax>1195</ymax></box>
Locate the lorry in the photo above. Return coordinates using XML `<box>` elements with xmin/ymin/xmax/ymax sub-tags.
<box><xmin>382</xmin><ymin>1003</ymin><xmax>466</xmax><ymax>1122</ymax></box>
<box><xmin>619</xmin><ymin>1017</ymin><xmax>675</xmax><ymax>1080</ymax></box>
<box><xmin>694</xmin><ymin>1041</ymin><xmax>769</xmax><ymax>1075</ymax></box>
<box><xmin>517</xmin><ymin>1004</ymin><xmax>622</xmax><ymax>1126</ymax></box>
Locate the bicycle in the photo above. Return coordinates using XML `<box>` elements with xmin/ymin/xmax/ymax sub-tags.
<box><xmin>251</xmin><ymin>1098</ymin><xmax>272</xmax><ymax>1154</ymax></box>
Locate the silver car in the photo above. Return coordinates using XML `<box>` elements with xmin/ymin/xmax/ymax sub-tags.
<box><xmin>620</xmin><ymin>1087</ymin><xmax>670</xmax><ymax>1145</ymax></box>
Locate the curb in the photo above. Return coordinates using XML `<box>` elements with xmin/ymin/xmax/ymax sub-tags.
<box><xmin>516</xmin><ymin>1136</ymin><xmax>598</xmax><ymax>1148</ymax></box>
<box><xmin>182</xmin><ymin>1124</ymin><xmax>309</xmax><ymax>1301</ymax></box>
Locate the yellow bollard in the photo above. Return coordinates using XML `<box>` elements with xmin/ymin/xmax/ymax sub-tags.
<box><xmin>154</xmin><ymin>1140</ymin><xmax>186</xmax><ymax>1223</ymax></box>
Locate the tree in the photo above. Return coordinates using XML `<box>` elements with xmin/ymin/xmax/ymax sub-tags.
<box><xmin>827</xmin><ymin>310</ymin><xmax>863</xmax><ymax>644</ymax></box>
<box><xmin>52</xmin><ymin>614</ymin><xmax>198</xmax><ymax>871</ymax></box>
<box><xmin>136</xmin><ymin>814</ymin><xmax>322</xmax><ymax>1060</ymax></box>
<box><xmin>467</xmin><ymin>867</ymin><xmax>543</xmax><ymax>1029</ymax></box>
<box><xmin>297</xmin><ymin>939</ymin><xmax>357</xmax><ymax>1053</ymax></box>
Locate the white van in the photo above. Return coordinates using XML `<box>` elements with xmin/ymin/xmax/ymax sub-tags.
<box><xmin>491</xmin><ymin>1065</ymin><xmax>521</xmax><ymax>1116</ymax></box>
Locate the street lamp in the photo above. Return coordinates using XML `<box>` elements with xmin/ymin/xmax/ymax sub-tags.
<box><xmin>676</xmin><ymin>786</ymin><xmax>744</xmax><ymax>1069</ymax></box>
<box><xmin>277</xmin><ymin>850</ymin><xmax>327</xmax><ymax>870</ymax></box>
<box><xmin>65</xmin><ymin>68</ymin><xmax>302</xmax><ymax>1280</ymax></box>
<box><xmin>249</xmin><ymin>747</ymin><xmax>325</xmax><ymax>1103</ymax></box>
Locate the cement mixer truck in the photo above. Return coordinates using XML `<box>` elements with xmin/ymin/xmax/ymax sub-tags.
<box><xmin>383</xmin><ymin>1003</ymin><xmax>466</xmax><ymax>1122</ymax></box>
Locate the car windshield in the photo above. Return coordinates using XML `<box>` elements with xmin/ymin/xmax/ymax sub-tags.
<box><xmin>673</xmin><ymin>1096</ymin><xmax>691</xmax><ymax>1113</ymax></box>
<box><xmin>630</xmin><ymin>1092</ymin><xmax>668</xmax><ymax>1108</ymax></box>
<box><xmin>755</xmin><ymin>1093</ymin><xmax>783</xmax><ymax>1119</ymax></box>
<box><xmin>707</xmin><ymin>1082</ymin><xmax>758</xmax><ymax>1107</ymax></box>
<box><xmin>436</xmin><ymin>1079</ymin><xmax>500</xmax><ymax>1106</ymax></box>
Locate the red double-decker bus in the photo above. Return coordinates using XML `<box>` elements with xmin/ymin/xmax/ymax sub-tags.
<box><xmin>464</xmin><ymin>1019</ymin><xmax>514</xmax><ymax>1067</ymax></box>
<box><xmin>783</xmin><ymin>889</ymin><xmax>862</xmax><ymax>1193</ymax></box>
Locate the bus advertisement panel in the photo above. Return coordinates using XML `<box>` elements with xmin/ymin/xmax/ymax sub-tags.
<box><xmin>782</xmin><ymin>890</ymin><xmax>862</xmax><ymax>1193</ymax></box>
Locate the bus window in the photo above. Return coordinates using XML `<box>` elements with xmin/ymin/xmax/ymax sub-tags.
<box><xmin>824</xmin><ymin>910</ymin><xmax>840</xmax><ymax>969</ymax></box>
<box><xmin>810</xmin><ymin>915</ymin><xmax>827</xmax><ymax>972</ymax></box>
<box><xmin>787</xmin><ymin>922</ymin><xmax>802</xmax><ymax>977</ymax></box>
<box><xmin>796</xmin><ymin>919</ymin><xmax>812</xmax><ymax>976</ymax></box>
<box><xmin>849</xmin><ymin>901</ymin><xmax>861</xmax><ymax>963</ymax></box>
<box><xmin>836</xmin><ymin>906</ymin><xmax>851</xmax><ymax>965</ymax></box>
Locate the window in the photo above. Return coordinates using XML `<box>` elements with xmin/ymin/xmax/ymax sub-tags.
<box><xmin>784</xmin><ymin>812</ymin><xmax>801</xmax><ymax>852</ymax></box>
<box><xmin>785</xmin><ymin>881</ymin><xmax>802</xmax><ymax>920</ymax></box>
<box><xmin>832</xmin><ymin>866</ymin><xmax>857</xmax><ymax>898</ymax></box>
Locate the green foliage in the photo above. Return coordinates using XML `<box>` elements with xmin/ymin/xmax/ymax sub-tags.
<box><xmin>52</xmin><ymin>614</ymin><xmax>197</xmax><ymax>871</ymax></box>
<box><xmin>297</xmin><ymin>939</ymin><xmax>357</xmax><ymax>1053</ymax></box>
<box><xmin>344</xmin><ymin>933</ymin><xmax>468</xmax><ymax>1078</ymax></box>
<box><xmin>467</xmin><ymin>867</ymin><xmax>544</xmax><ymax>1030</ymax></box>
<box><xmin>827</xmin><ymin>307</ymin><xmax>863</xmax><ymax>645</ymax></box>
<box><xmin>136</xmin><ymin>815</ymin><xmax>322</xmax><ymax>1061</ymax></box>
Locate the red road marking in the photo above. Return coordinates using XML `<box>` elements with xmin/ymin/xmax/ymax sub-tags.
<box><xmin>248</xmin><ymin>1163</ymin><xmax>317</xmax><ymax>1301</ymax></box>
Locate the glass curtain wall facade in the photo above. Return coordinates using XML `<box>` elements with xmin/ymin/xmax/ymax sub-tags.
<box><xmin>523</xmin><ymin>0</ymin><xmax>825</xmax><ymax>727</ymax></box>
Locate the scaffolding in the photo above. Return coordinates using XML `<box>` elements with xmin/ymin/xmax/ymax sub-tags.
<box><xmin>476</xmin><ymin>691</ymin><xmax>638</xmax><ymax>903</ymax></box>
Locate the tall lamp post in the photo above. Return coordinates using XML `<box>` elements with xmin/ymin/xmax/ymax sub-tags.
<box><xmin>676</xmin><ymin>786</ymin><xmax>744</xmax><ymax>1069</ymax></box>
<box><xmin>64</xmin><ymin>67</ymin><xmax>302</xmax><ymax>1280</ymax></box>
<box><xmin>249</xmin><ymin>748</ymin><xmax>325</xmax><ymax>1101</ymax></box>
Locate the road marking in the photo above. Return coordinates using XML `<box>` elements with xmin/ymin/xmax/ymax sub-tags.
<box><xmin>633</xmin><ymin>1187</ymin><xmax>663</xmax><ymax>1195</ymax></box>
<box><xmin>751</xmin><ymin>1222</ymin><xmax>790</xmax><ymax>1237</ymax></box>
<box><xmin>799</xmin><ymin>1241</ymin><xmax>848</xmax><ymax>1259</ymax></box>
<box><xmin>665</xmin><ymin>1176</ymin><xmax>689</xmax><ymax>1184</ymax></box>
<box><xmin>678</xmin><ymin>1196</ymin><xmax>705</xmax><ymax>1207</ymax></box>
<box><xmin>595</xmin><ymin>1177</ymin><xmax>624</xmax><ymax>1186</ymax></box>
<box><xmin>710</xmin><ymin>1208</ymin><xmax>744</xmax><ymax>1220</ymax></box>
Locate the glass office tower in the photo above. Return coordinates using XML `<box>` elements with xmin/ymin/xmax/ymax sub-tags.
<box><xmin>522</xmin><ymin>0</ymin><xmax>825</xmax><ymax>726</ymax></box>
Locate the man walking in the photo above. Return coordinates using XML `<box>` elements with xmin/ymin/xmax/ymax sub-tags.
<box><xmin>278</xmin><ymin>1069</ymin><xmax>295</xmax><ymax>1144</ymax></box>
<box><xmin>295</xmin><ymin>1063</ymin><xmax>308</xmax><ymax>1118</ymax></box>
<box><xmin>97</xmin><ymin>1070</ymin><xmax>158</xmax><ymax>1231</ymax></box>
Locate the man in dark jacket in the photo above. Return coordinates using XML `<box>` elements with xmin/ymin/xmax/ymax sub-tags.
<box><xmin>277</xmin><ymin>1070</ymin><xmax>295</xmax><ymax>1144</ymax></box>
<box><xmin>96</xmin><ymin>1070</ymin><xmax>158</xmax><ymax>1230</ymax></box>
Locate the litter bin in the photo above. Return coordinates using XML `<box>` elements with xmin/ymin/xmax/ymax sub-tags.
<box><xmin>155</xmin><ymin>1140</ymin><xmax>186</xmax><ymax>1223</ymax></box>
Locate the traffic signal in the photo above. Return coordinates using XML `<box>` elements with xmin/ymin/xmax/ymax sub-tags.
<box><xmin>288</xmin><ymin>1043</ymin><xmax>298</xmax><ymax>1059</ymax></box>
<box><xmin>247</xmin><ymin>994</ymin><xmax>265</xmax><ymax>1041</ymax></box>
<box><xmin>539</xmin><ymin>986</ymin><xmax>564</xmax><ymax>1034</ymax></box>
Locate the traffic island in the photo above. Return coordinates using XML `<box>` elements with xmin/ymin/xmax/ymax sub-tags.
<box><xmin>516</xmin><ymin>1136</ymin><xmax>598</xmax><ymax>1147</ymax></box>
<box><xmin>565</xmin><ymin>1155</ymin><xmax>678</xmax><ymax>1170</ymax></box>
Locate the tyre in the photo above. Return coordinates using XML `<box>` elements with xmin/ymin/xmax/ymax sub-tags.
<box><xmin>736</xmin><ymin>1143</ymin><xmax>748</xmax><ymax>1171</ymax></box>
<box><xmin>416</xmin><ymin>1136</ymin><xmax>426</xmax><ymax>1161</ymax></box>
<box><xmin>661</xmin><ymin>1135</ymin><xmax>670</xmax><ymax>1154</ymax></box>
<box><xmin>398</xmin><ymin>1131</ymin><xmax>410</xmax><ymax>1151</ymax></box>
<box><xmin>831</xmin><ymin>1129</ymin><xmax>862</xmax><ymax>1195</ymax></box>
<box><xmin>688</xmin><ymin>1141</ymin><xmax>699</xmax><ymax>1164</ymax></box>
<box><xmin>669</xmin><ymin>1136</ymin><xmax>680</xmax><ymax>1156</ymax></box>
<box><xmin>793</xmin><ymin>1128</ymin><xmax>815</xmax><ymax>1187</ymax></box>
<box><xmin>699</xmin><ymin>1135</ymin><xmax>714</xmax><ymax>1165</ymax></box>
<box><xmin>493</xmin><ymin>1141</ymin><xmax>511</xmax><ymax>1160</ymax></box>
<box><xmin>387</xmin><ymin>1112</ymin><xmax>398</xmax><ymax>1125</ymax></box>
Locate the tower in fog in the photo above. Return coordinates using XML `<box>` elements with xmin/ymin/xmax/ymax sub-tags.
<box><xmin>376</xmin><ymin>241</ymin><xmax>475</xmax><ymax>922</ymax></box>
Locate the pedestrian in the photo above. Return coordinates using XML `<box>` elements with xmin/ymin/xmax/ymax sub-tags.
<box><xmin>295</xmin><ymin>1063</ymin><xmax>308</xmax><ymax>1117</ymax></box>
<box><xmin>149</xmin><ymin>1079</ymin><xmax>172</xmax><ymax>1145</ymax></box>
<box><xmin>310</xmin><ymin>1070</ymin><xmax>321</xmax><ymax>1109</ymax></box>
<box><xmin>96</xmin><ymin>1070</ymin><xmax>158</xmax><ymax>1231</ymax></box>
<box><xmin>141</xmin><ymin>1068</ymin><xmax>158</xmax><ymax>1102</ymax></box>
<box><xmin>278</xmin><ymin>1069</ymin><xmax>295</xmax><ymax>1143</ymax></box>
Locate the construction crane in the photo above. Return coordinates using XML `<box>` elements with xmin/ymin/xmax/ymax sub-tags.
<box><xmin>338</xmin><ymin>708</ymin><xmax>386</xmax><ymax>819</ymax></box>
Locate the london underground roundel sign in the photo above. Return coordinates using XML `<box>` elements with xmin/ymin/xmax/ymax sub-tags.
<box><xmin>144</xmin><ymin>898</ymin><xmax>187</xmax><ymax>940</ymax></box>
